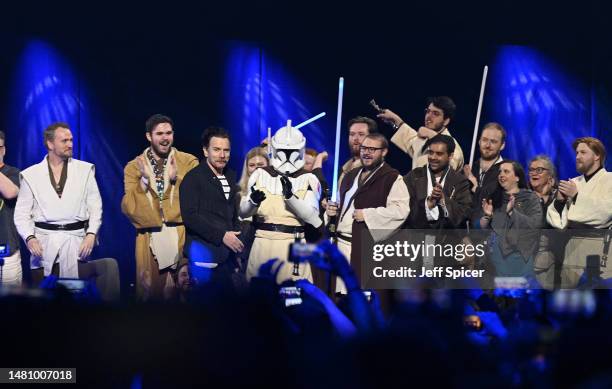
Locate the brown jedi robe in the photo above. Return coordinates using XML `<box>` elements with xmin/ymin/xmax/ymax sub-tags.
<box><xmin>121</xmin><ymin>148</ymin><xmax>198</xmax><ymax>299</ymax></box>
<box><xmin>339</xmin><ymin>163</ymin><xmax>401</xmax><ymax>283</ymax></box>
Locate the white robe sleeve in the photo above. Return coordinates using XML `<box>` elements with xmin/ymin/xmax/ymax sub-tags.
<box><xmin>363</xmin><ymin>176</ymin><xmax>410</xmax><ymax>242</ymax></box>
<box><xmin>390</xmin><ymin>123</ymin><xmax>419</xmax><ymax>158</ymax></box>
<box><xmin>546</xmin><ymin>200</ymin><xmax>567</xmax><ymax>229</ymax></box>
<box><xmin>546</xmin><ymin>174</ymin><xmax>612</xmax><ymax>229</ymax></box>
<box><xmin>86</xmin><ymin>166</ymin><xmax>103</xmax><ymax>235</ymax></box>
<box><xmin>567</xmin><ymin>176</ymin><xmax>612</xmax><ymax>227</ymax></box>
<box><xmin>13</xmin><ymin>175</ymin><xmax>35</xmax><ymax>240</ymax></box>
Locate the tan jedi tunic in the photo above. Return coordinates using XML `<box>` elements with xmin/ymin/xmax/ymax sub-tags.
<box><xmin>121</xmin><ymin>148</ymin><xmax>198</xmax><ymax>299</ymax></box>
<box><xmin>390</xmin><ymin>123</ymin><xmax>464</xmax><ymax>170</ymax></box>
<box><xmin>240</xmin><ymin>168</ymin><xmax>321</xmax><ymax>284</ymax></box>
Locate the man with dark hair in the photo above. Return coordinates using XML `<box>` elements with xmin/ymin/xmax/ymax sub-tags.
<box><xmin>403</xmin><ymin>134</ymin><xmax>472</xmax><ymax>229</ymax></box>
<box><xmin>121</xmin><ymin>114</ymin><xmax>198</xmax><ymax>300</ymax></box>
<box><xmin>14</xmin><ymin>122</ymin><xmax>103</xmax><ymax>281</ymax></box>
<box><xmin>547</xmin><ymin>136</ymin><xmax>612</xmax><ymax>287</ymax></box>
<box><xmin>377</xmin><ymin>96</ymin><xmax>464</xmax><ymax>170</ymax></box>
<box><xmin>462</xmin><ymin>122</ymin><xmax>507</xmax><ymax>224</ymax></box>
<box><xmin>180</xmin><ymin>126</ymin><xmax>242</xmax><ymax>285</ymax></box>
<box><xmin>0</xmin><ymin>130</ymin><xmax>22</xmax><ymax>285</ymax></box>
<box><xmin>326</xmin><ymin>133</ymin><xmax>409</xmax><ymax>292</ymax></box>
<box><xmin>145</xmin><ymin>114</ymin><xmax>174</xmax><ymax>134</ymax></box>
<box><xmin>338</xmin><ymin>116</ymin><xmax>378</xmax><ymax>188</ymax></box>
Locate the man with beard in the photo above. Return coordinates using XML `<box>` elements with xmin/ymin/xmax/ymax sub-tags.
<box><xmin>338</xmin><ymin>116</ymin><xmax>378</xmax><ymax>188</ymax></box>
<box><xmin>462</xmin><ymin>123</ymin><xmax>506</xmax><ymax>224</ymax></box>
<box><xmin>14</xmin><ymin>123</ymin><xmax>103</xmax><ymax>283</ymax></box>
<box><xmin>547</xmin><ymin>137</ymin><xmax>612</xmax><ymax>287</ymax></box>
<box><xmin>326</xmin><ymin>133</ymin><xmax>410</xmax><ymax>292</ymax></box>
<box><xmin>180</xmin><ymin>127</ymin><xmax>242</xmax><ymax>286</ymax></box>
<box><xmin>122</xmin><ymin>114</ymin><xmax>198</xmax><ymax>300</ymax></box>
<box><xmin>402</xmin><ymin>134</ymin><xmax>473</xmax><ymax>285</ymax></box>
<box><xmin>403</xmin><ymin>134</ymin><xmax>472</xmax><ymax>229</ymax></box>
<box><xmin>377</xmin><ymin>96</ymin><xmax>464</xmax><ymax>170</ymax></box>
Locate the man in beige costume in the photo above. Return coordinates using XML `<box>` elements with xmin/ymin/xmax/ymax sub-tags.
<box><xmin>547</xmin><ymin>137</ymin><xmax>612</xmax><ymax>287</ymax></box>
<box><xmin>377</xmin><ymin>96</ymin><xmax>464</xmax><ymax>170</ymax></box>
<box><xmin>122</xmin><ymin>114</ymin><xmax>198</xmax><ymax>300</ymax></box>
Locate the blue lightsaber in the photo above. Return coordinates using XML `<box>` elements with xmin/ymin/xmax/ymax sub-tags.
<box><xmin>294</xmin><ymin>111</ymin><xmax>326</xmax><ymax>129</ymax></box>
<box><xmin>331</xmin><ymin>77</ymin><xmax>344</xmax><ymax>202</ymax></box>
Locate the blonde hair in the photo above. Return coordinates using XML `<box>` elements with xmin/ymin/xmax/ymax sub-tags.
<box><xmin>238</xmin><ymin>147</ymin><xmax>269</xmax><ymax>196</ymax></box>
<box><xmin>573</xmin><ymin>137</ymin><xmax>606</xmax><ymax>166</ymax></box>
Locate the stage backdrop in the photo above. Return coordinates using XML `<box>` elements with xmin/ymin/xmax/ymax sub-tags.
<box><xmin>2</xmin><ymin>38</ymin><xmax>610</xmax><ymax>293</ymax></box>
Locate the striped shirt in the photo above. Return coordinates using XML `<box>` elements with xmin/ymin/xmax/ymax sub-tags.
<box><xmin>217</xmin><ymin>175</ymin><xmax>231</xmax><ymax>200</ymax></box>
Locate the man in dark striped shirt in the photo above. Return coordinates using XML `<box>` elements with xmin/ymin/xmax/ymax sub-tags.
<box><xmin>180</xmin><ymin>127</ymin><xmax>242</xmax><ymax>286</ymax></box>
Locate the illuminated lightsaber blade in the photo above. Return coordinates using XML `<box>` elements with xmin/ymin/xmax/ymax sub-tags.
<box><xmin>331</xmin><ymin>77</ymin><xmax>344</xmax><ymax>202</ymax></box>
<box><xmin>469</xmin><ymin>65</ymin><xmax>489</xmax><ymax>167</ymax></box>
<box><xmin>295</xmin><ymin>112</ymin><xmax>326</xmax><ymax>129</ymax></box>
<box><xmin>267</xmin><ymin>127</ymin><xmax>271</xmax><ymax>158</ymax></box>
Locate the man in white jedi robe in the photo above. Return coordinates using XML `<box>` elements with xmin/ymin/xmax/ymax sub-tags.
<box><xmin>547</xmin><ymin>137</ymin><xmax>612</xmax><ymax>287</ymax></box>
<box><xmin>14</xmin><ymin>123</ymin><xmax>102</xmax><ymax>279</ymax></box>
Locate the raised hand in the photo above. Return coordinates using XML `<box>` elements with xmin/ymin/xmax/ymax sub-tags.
<box><xmin>136</xmin><ymin>156</ymin><xmax>151</xmax><ymax>179</ymax></box>
<box><xmin>559</xmin><ymin>179</ymin><xmax>578</xmax><ymax>200</ymax></box>
<box><xmin>280</xmin><ymin>175</ymin><xmax>293</xmax><ymax>199</ymax></box>
<box><xmin>167</xmin><ymin>154</ymin><xmax>177</xmax><ymax>183</ymax></box>
<box><xmin>540</xmin><ymin>177</ymin><xmax>554</xmax><ymax>196</ymax></box>
<box><xmin>376</xmin><ymin>108</ymin><xmax>402</xmax><ymax>127</ymax></box>
<box><xmin>417</xmin><ymin>126</ymin><xmax>437</xmax><ymax>139</ymax></box>
<box><xmin>481</xmin><ymin>198</ymin><xmax>493</xmax><ymax>217</ymax></box>
<box><xmin>463</xmin><ymin>164</ymin><xmax>478</xmax><ymax>189</ymax></box>
<box><xmin>313</xmin><ymin>151</ymin><xmax>328</xmax><ymax>170</ymax></box>
<box><xmin>506</xmin><ymin>194</ymin><xmax>515</xmax><ymax>215</ymax></box>
<box><xmin>249</xmin><ymin>185</ymin><xmax>266</xmax><ymax>205</ymax></box>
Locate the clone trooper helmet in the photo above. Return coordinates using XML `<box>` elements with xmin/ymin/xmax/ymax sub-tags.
<box><xmin>270</xmin><ymin>120</ymin><xmax>305</xmax><ymax>174</ymax></box>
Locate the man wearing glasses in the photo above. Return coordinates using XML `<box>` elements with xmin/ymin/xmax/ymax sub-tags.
<box><xmin>326</xmin><ymin>133</ymin><xmax>409</xmax><ymax>292</ymax></box>
<box><xmin>377</xmin><ymin>96</ymin><xmax>464</xmax><ymax>170</ymax></box>
<box><xmin>0</xmin><ymin>130</ymin><xmax>22</xmax><ymax>285</ymax></box>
